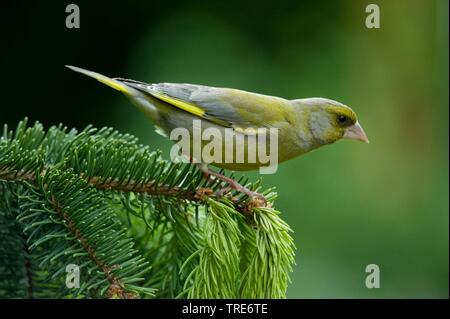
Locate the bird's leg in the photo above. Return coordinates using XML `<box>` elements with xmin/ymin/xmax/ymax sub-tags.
<box><xmin>197</xmin><ymin>164</ymin><xmax>266</xmax><ymax>206</ymax></box>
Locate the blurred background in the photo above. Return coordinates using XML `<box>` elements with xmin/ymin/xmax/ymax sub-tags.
<box><xmin>1</xmin><ymin>0</ymin><xmax>448</xmax><ymax>298</ymax></box>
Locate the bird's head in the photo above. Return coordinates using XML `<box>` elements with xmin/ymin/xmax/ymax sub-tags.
<box><xmin>292</xmin><ymin>98</ymin><xmax>369</xmax><ymax>147</ymax></box>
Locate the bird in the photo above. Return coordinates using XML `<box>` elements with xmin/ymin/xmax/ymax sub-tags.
<box><xmin>66</xmin><ymin>65</ymin><xmax>369</xmax><ymax>204</ymax></box>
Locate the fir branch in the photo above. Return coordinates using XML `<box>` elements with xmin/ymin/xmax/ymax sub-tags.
<box><xmin>180</xmin><ymin>199</ymin><xmax>243</xmax><ymax>298</ymax></box>
<box><xmin>239</xmin><ymin>207</ymin><xmax>296</xmax><ymax>298</ymax></box>
<box><xmin>0</xmin><ymin>118</ymin><xmax>296</xmax><ymax>299</ymax></box>
<box><xmin>86</xmin><ymin>174</ymin><xmax>213</xmax><ymax>202</ymax></box>
<box><xmin>49</xmin><ymin>195</ymin><xmax>136</xmax><ymax>299</ymax></box>
<box><xmin>13</xmin><ymin>168</ymin><xmax>155</xmax><ymax>298</ymax></box>
<box><xmin>0</xmin><ymin>183</ymin><xmax>31</xmax><ymax>298</ymax></box>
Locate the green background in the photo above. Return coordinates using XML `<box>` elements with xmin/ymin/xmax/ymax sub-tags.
<box><xmin>1</xmin><ymin>0</ymin><xmax>448</xmax><ymax>298</ymax></box>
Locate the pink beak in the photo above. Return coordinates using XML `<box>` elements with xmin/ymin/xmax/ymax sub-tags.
<box><xmin>343</xmin><ymin>122</ymin><xmax>369</xmax><ymax>144</ymax></box>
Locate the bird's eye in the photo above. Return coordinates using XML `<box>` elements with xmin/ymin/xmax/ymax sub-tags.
<box><xmin>337</xmin><ymin>115</ymin><xmax>349</xmax><ymax>125</ymax></box>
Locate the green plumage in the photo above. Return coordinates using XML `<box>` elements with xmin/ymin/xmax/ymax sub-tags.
<box><xmin>67</xmin><ymin>66</ymin><xmax>369</xmax><ymax>171</ymax></box>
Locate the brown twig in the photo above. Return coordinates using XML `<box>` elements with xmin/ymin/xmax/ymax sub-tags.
<box><xmin>0</xmin><ymin>167</ymin><xmax>214</xmax><ymax>204</ymax></box>
<box><xmin>86</xmin><ymin>175</ymin><xmax>212</xmax><ymax>201</ymax></box>
<box><xmin>0</xmin><ymin>165</ymin><xmax>258</xmax><ymax>217</ymax></box>
<box><xmin>50</xmin><ymin>195</ymin><xmax>137</xmax><ymax>299</ymax></box>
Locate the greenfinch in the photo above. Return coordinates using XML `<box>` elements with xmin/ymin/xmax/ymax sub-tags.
<box><xmin>67</xmin><ymin>65</ymin><xmax>368</xmax><ymax>201</ymax></box>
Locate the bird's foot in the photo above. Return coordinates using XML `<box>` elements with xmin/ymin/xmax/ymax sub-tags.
<box><xmin>199</xmin><ymin>165</ymin><xmax>267</xmax><ymax>207</ymax></box>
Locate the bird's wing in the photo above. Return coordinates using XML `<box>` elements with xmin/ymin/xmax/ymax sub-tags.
<box><xmin>117</xmin><ymin>81</ymin><xmax>291</xmax><ymax>131</ymax></box>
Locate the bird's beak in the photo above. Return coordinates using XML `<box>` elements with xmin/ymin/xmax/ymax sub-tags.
<box><xmin>343</xmin><ymin>121</ymin><xmax>369</xmax><ymax>144</ymax></box>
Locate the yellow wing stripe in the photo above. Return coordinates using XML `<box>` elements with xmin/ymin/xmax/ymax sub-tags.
<box><xmin>67</xmin><ymin>65</ymin><xmax>206</xmax><ymax>117</ymax></box>
<box><xmin>150</xmin><ymin>91</ymin><xmax>205</xmax><ymax>117</ymax></box>
<box><xmin>96</xmin><ymin>77</ymin><xmax>130</xmax><ymax>94</ymax></box>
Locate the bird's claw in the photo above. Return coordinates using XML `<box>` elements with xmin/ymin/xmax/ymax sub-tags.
<box><xmin>215</xmin><ymin>186</ymin><xmax>267</xmax><ymax>208</ymax></box>
<box><xmin>199</xmin><ymin>165</ymin><xmax>268</xmax><ymax>208</ymax></box>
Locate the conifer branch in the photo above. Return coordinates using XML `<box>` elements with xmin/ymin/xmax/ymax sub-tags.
<box><xmin>0</xmin><ymin>118</ymin><xmax>296</xmax><ymax>299</ymax></box>
<box><xmin>49</xmin><ymin>195</ymin><xmax>136</xmax><ymax>299</ymax></box>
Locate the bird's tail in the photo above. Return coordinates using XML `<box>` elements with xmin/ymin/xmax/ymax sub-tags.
<box><xmin>67</xmin><ymin>65</ymin><xmax>163</xmax><ymax>125</ymax></box>
<box><xmin>66</xmin><ymin>65</ymin><xmax>138</xmax><ymax>95</ymax></box>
